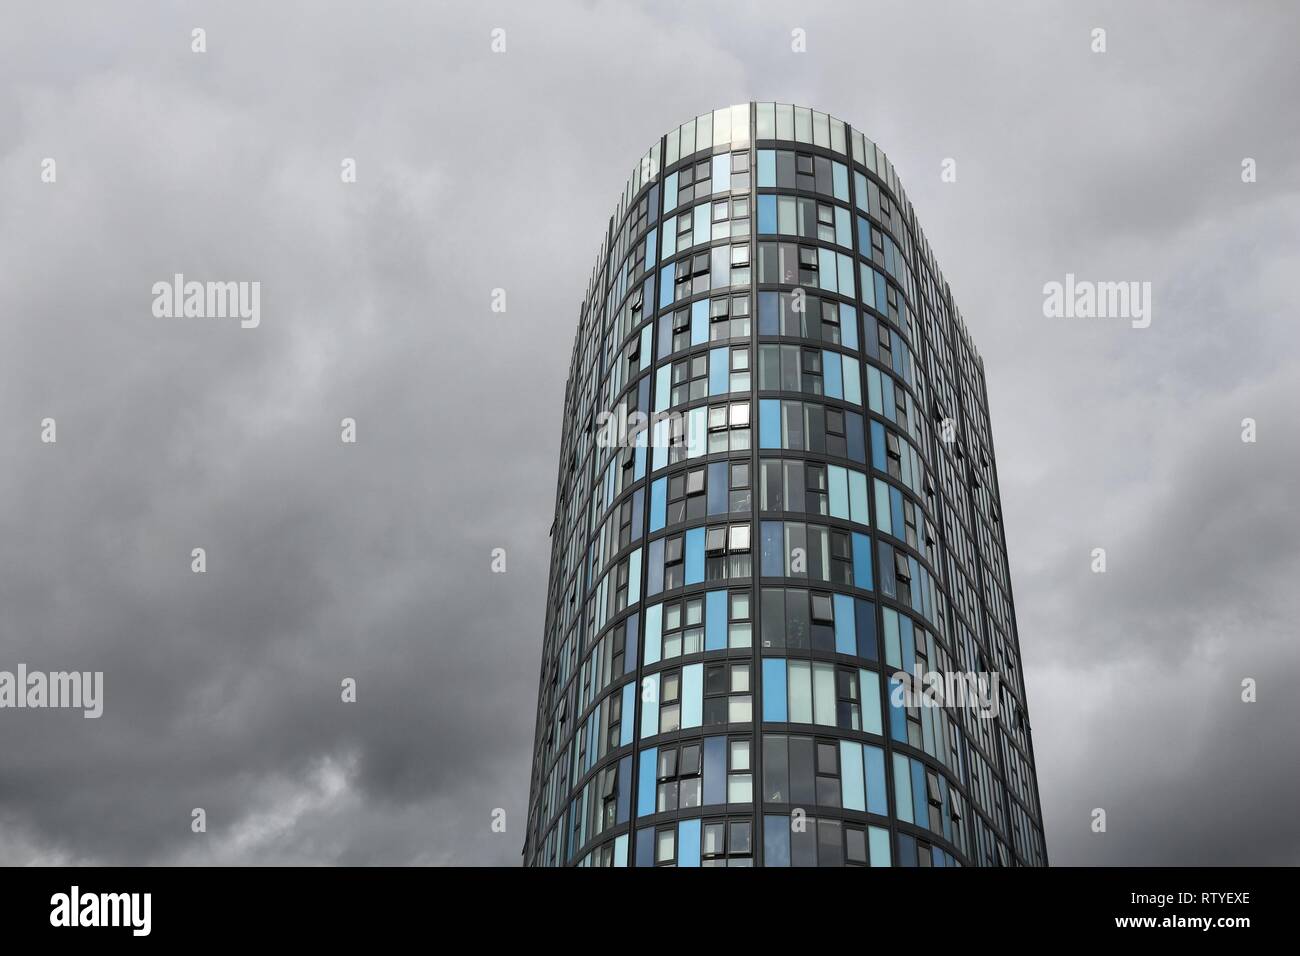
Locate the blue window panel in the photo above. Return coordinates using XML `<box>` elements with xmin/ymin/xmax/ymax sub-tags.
<box><xmin>846</xmin><ymin>411</ymin><xmax>865</xmax><ymax>463</ymax></box>
<box><xmin>614</xmin><ymin>833</ymin><xmax>629</xmax><ymax>867</ymax></box>
<box><xmin>691</xmin><ymin>299</ymin><xmax>709</xmax><ymax>346</ymax></box>
<box><xmin>828</xmin><ymin>465</ymin><xmax>849</xmax><ymax>520</ymax></box>
<box><xmin>652</xmin><ymin>425</ymin><xmax>668</xmax><ymax>472</ymax></box>
<box><xmin>833</xmin><ymin>594</ymin><xmax>855</xmax><ymax>654</ymax></box>
<box><xmin>871</xmin><ymin>421</ymin><xmax>886</xmax><ymax>472</ymax></box>
<box><xmin>709</xmin><ymin>346</ymin><xmax>729</xmax><ymax>396</ymax></box>
<box><xmin>939</xmin><ymin>777</ymin><xmax>952</xmax><ymax>843</ymax></box>
<box><xmin>647</xmin><ymin>538</ymin><xmax>665</xmax><ymax>596</ymax></box>
<box><xmin>874</xmin><ymin>272</ymin><xmax>888</xmax><ymax>315</ymax></box>
<box><xmin>636</xmin><ymin>826</ymin><xmax>655</xmax><ymax>867</ymax></box>
<box><xmin>865</xmin><ymin>745</ymin><xmax>888</xmax><ymax>815</ymax></box>
<box><xmin>644</xmin><ymin>603</ymin><xmax>663</xmax><ymax>665</ymax></box>
<box><xmin>758</xmin><ymin>194</ymin><xmax>777</xmax><ymax>234</ymax></box>
<box><xmin>888</xmin><ymin>676</ymin><xmax>907</xmax><ymax>743</ymax></box>
<box><xmin>840</xmin><ymin>740</ymin><xmax>865</xmax><ymax>811</ymax></box>
<box><xmin>857</xmin><ymin>215</ymin><xmax>871</xmax><ymax>251</ymax></box>
<box><xmin>617</xmin><ymin>754</ymin><xmax>633</xmax><ymax>823</ymax></box>
<box><xmin>711</xmin><ymin>154</ymin><xmax>730</xmax><ymax>195</ymax></box>
<box><xmin>900</xmin><ymin>614</ymin><xmax>915</xmax><ymax>672</ymax></box>
<box><xmin>641</xmin><ymin>674</ymin><xmax>660</xmax><ymax>739</ymax></box>
<box><xmin>838</xmin><ymin>254</ymin><xmax>856</xmax><ymax>298</ymax></box>
<box><xmin>764</xmin><ymin>815</ymin><xmax>791</xmax><ymax>867</ymax></box>
<box><xmin>757</xmin><ymin>149</ymin><xmax>776</xmax><ymax>187</ymax></box>
<box><xmin>705</xmin><ymin>590</ymin><xmax>727</xmax><ymax>651</ymax></box>
<box><xmin>910</xmin><ymin>558</ymin><xmax>924</xmax><ymax>614</ymax></box>
<box><xmin>641</xmin><ymin>365</ymin><xmax>655</xmax><ymax>411</ymax></box>
<box><xmin>777</xmin><ymin>195</ymin><xmax>795</xmax><ymax>235</ymax></box>
<box><xmin>678</xmin><ymin>818</ymin><xmax>701</xmax><ymax>867</ymax></box>
<box><xmin>710</xmin><ymin>245</ymin><xmax>729</xmax><ymax>291</ymax></box>
<box><xmin>567</xmin><ymin>803</ymin><xmax>580</xmax><ymax>862</ymax></box>
<box><xmin>855</xmin><ymin>598</ymin><xmax>878</xmax><ymax>662</ymax></box>
<box><xmin>761</xmin><ymin>521</ymin><xmax>783</xmax><ymax>577</ymax></box>
<box><xmin>835</xmin><ymin>206</ymin><xmax>852</xmax><ymax>249</ymax></box>
<box><xmin>654</xmin><ymin>363</ymin><xmax>671</xmax><ymax>413</ymax></box>
<box><xmin>832</xmin><ymin>161</ymin><xmax>849</xmax><ymax>201</ymax></box>
<box><xmin>883</xmin><ymin>607</ymin><xmax>901</xmax><ymax>668</ymax></box>
<box><xmin>817</xmin><ymin>247</ymin><xmax>838</xmax><ymax>293</ymax></box>
<box><xmin>921</xmin><ymin>688</ymin><xmax>936</xmax><ymax>757</ymax></box>
<box><xmin>628</xmin><ymin>548</ymin><xmax>641</xmax><ymax>605</ymax></box>
<box><xmin>693</xmin><ymin>203</ymin><xmax>710</xmax><ymax>247</ymax></box>
<box><xmin>759</xmin><ymin>398</ymin><xmax>782</xmax><ymax>449</ymax></box>
<box><xmin>823</xmin><ymin>349</ymin><xmax>842</xmax><ymax>398</ymax></box>
<box><xmin>890</xmin><ymin>486</ymin><xmax>905</xmax><ymax>541</ymax></box>
<box><xmin>681</xmin><ymin>662</ymin><xmax>703</xmax><ymax>728</ymax></box>
<box><xmin>620</xmin><ymin>683</ymin><xmax>635</xmax><ymax>746</ymax></box>
<box><xmin>840</xmin><ymin>303</ymin><xmax>858</xmax><ymax>351</ymax></box>
<box><xmin>842</xmin><ymin>357</ymin><xmax>861</xmax><ymax>405</ymax></box>
<box><xmin>624</xmin><ymin>614</ymin><xmax>639</xmax><ymax>673</ymax></box>
<box><xmin>866</xmin><ymin>367</ymin><xmax>883</xmax><ymax>413</ymax></box>
<box><xmin>849</xmin><ymin>470</ymin><xmax>869</xmax><ymax>526</ymax></box>
<box><xmin>854</xmin><ymin>171</ymin><xmax>869</xmax><ymax>210</ymax></box>
<box><xmin>861</xmin><ymin>669</ymin><xmax>882</xmax><ymax>735</ymax></box>
<box><xmin>911</xmin><ymin>759</ymin><xmax>927</xmax><ymax>828</ymax></box>
<box><xmin>874</xmin><ymin>479</ymin><xmax>892</xmax><ymax>536</ymax></box>
<box><xmin>687</xmin><ymin>406</ymin><xmax>707</xmax><ymax>459</ymax></box>
<box><xmin>861</xmin><ymin>263</ymin><xmax>876</xmax><ymax>311</ymax></box>
<box><xmin>852</xmin><ymin>532</ymin><xmax>873</xmax><ymax>590</ymax></box>
<box><xmin>645</xmin><ymin>227</ymin><xmax>657</xmax><ymax>267</ymax></box>
<box><xmin>685</xmin><ymin>527</ymin><xmax>705</xmax><ymax>585</ymax></box>
<box><xmin>893</xmin><ymin>752</ymin><xmax>913</xmax><ymax>824</ymax></box>
<box><xmin>922</xmin><ymin>569</ymin><xmax>935</xmax><ymax>624</ymax></box>
<box><xmin>703</xmin><ymin>736</ymin><xmax>726</xmax><ymax>805</ymax></box>
<box><xmin>707</xmin><ymin>462</ymin><xmax>727</xmax><ymax>516</ymax></box>
<box><xmin>663</xmin><ymin>173</ymin><xmax>677</xmax><ymax>213</ymax></box>
<box><xmin>650</xmin><ymin>477</ymin><xmax>667</xmax><ymax>531</ymax></box>
<box><xmin>883</xmin><ymin>374</ymin><xmax>896</xmax><ymax>422</ymax></box>
<box><xmin>932</xmin><ymin>845</ymin><xmax>946</xmax><ymax>867</ymax></box>
<box><xmin>758</xmin><ymin>291</ymin><xmax>779</xmax><ymax>335</ymax></box>
<box><xmin>631</xmin><ymin>488</ymin><xmax>644</xmax><ymax>542</ymax></box>
<box><xmin>635</xmin><ymin>442</ymin><xmax>646</xmax><ymax>481</ymax></box>
<box><xmin>762</xmin><ymin>658</ymin><xmax>788</xmax><ymax>722</ymax></box>
<box><xmin>659</xmin><ymin>264</ymin><xmax>674</xmax><ymax>308</ymax></box>
<box><xmin>891</xmin><ymin>331</ymin><xmax>905</xmax><ymax>378</ymax></box>
<box><xmin>877</xmin><ymin>541</ymin><xmax>896</xmax><ymax>599</ymax></box>
<box><xmin>641</xmin><ymin>324</ymin><xmax>654</xmax><ymax>372</ymax></box>
<box><xmin>868</xmin><ymin>826</ymin><xmax>891</xmax><ymax>867</ymax></box>
<box><xmin>637</xmin><ymin>747</ymin><xmax>658</xmax><ymax>817</ymax></box>
<box><xmin>662</xmin><ymin>216</ymin><xmax>677</xmax><ymax>258</ymax></box>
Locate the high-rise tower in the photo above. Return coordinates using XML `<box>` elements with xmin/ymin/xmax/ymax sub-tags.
<box><xmin>524</xmin><ymin>103</ymin><xmax>1046</xmax><ymax>867</ymax></box>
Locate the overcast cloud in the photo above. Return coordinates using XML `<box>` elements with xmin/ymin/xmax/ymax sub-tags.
<box><xmin>0</xmin><ymin>0</ymin><xmax>1296</xmax><ymax>866</ymax></box>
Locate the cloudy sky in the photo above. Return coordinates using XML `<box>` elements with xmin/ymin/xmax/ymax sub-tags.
<box><xmin>0</xmin><ymin>1</ymin><xmax>1296</xmax><ymax>866</ymax></box>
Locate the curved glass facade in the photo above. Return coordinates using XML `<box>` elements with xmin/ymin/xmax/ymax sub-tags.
<box><xmin>524</xmin><ymin>103</ymin><xmax>1046</xmax><ymax>868</ymax></box>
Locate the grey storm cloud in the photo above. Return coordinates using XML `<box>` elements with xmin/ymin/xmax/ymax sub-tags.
<box><xmin>0</xmin><ymin>0</ymin><xmax>1296</xmax><ymax>864</ymax></box>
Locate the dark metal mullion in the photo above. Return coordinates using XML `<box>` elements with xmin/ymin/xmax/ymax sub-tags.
<box><xmin>746</xmin><ymin>101</ymin><xmax>764</xmax><ymax>867</ymax></box>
